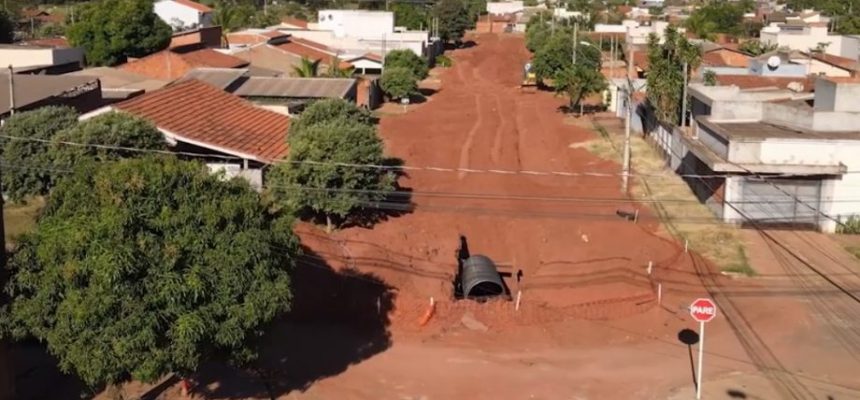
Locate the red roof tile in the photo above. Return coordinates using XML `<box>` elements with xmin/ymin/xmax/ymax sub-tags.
<box><xmin>632</xmin><ymin>51</ymin><xmax>649</xmax><ymax>71</ymax></box>
<box><xmin>290</xmin><ymin>37</ymin><xmax>334</xmax><ymax>52</ymax></box>
<box><xmin>823</xmin><ymin>76</ymin><xmax>860</xmax><ymax>84</ymax></box>
<box><xmin>810</xmin><ymin>53</ymin><xmax>860</xmax><ymax>71</ymax></box>
<box><xmin>275</xmin><ymin>40</ymin><xmax>335</xmax><ymax>63</ymax></box>
<box><xmin>172</xmin><ymin>0</ymin><xmax>213</xmax><ymax>13</ymax></box>
<box><xmin>119</xmin><ymin>47</ymin><xmax>248</xmax><ymax>80</ymax></box>
<box><xmin>21</xmin><ymin>37</ymin><xmax>70</xmax><ymax>48</ymax></box>
<box><xmin>715</xmin><ymin>75</ymin><xmax>814</xmax><ymax>91</ymax></box>
<box><xmin>282</xmin><ymin>17</ymin><xmax>308</xmax><ymax>28</ymax></box>
<box><xmin>114</xmin><ymin>79</ymin><xmax>289</xmax><ymax>161</ymax></box>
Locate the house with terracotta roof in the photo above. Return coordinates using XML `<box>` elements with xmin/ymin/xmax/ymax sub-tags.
<box><xmin>118</xmin><ymin>43</ymin><xmax>249</xmax><ymax>80</ymax></box>
<box><xmin>79</xmin><ymin>79</ymin><xmax>290</xmax><ymax>189</ymax></box>
<box><xmin>679</xmin><ymin>77</ymin><xmax>860</xmax><ymax>232</ymax></box>
<box><xmin>154</xmin><ymin>0</ymin><xmax>214</xmax><ymax>31</ymax></box>
<box><xmin>170</xmin><ymin>25</ymin><xmax>223</xmax><ymax>49</ymax></box>
<box><xmin>226</xmin><ymin>35</ymin><xmax>352</xmax><ymax>76</ymax></box>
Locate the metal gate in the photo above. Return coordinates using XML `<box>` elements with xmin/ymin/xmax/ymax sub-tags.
<box><xmin>740</xmin><ymin>178</ymin><xmax>822</xmax><ymax>227</ymax></box>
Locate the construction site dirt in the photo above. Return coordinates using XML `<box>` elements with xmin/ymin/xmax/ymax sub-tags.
<box><xmin>22</xmin><ymin>32</ymin><xmax>860</xmax><ymax>400</ymax></box>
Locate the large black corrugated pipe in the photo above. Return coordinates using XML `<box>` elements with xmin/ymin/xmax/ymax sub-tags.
<box><xmin>461</xmin><ymin>255</ymin><xmax>504</xmax><ymax>297</ymax></box>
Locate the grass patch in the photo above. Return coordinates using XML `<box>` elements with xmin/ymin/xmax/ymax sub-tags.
<box><xmin>585</xmin><ymin>119</ymin><xmax>753</xmax><ymax>275</ymax></box>
<box><xmin>845</xmin><ymin>245</ymin><xmax>860</xmax><ymax>260</ymax></box>
<box><xmin>4</xmin><ymin>197</ymin><xmax>45</xmax><ymax>246</ymax></box>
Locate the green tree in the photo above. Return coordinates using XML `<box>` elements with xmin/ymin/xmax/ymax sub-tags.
<box><xmin>532</xmin><ymin>34</ymin><xmax>600</xmax><ymax>82</ymax></box>
<box><xmin>0</xmin><ymin>107</ymin><xmax>79</xmax><ymax>200</ymax></box>
<box><xmin>685</xmin><ymin>2</ymin><xmax>745</xmax><ymax>39</ymax></box>
<box><xmin>525</xmin><ymin>15</ymin><xmax>551</xmax><ymax>53</ymax></box>
<box><xmin>324</xmin><ymin>56</ymin><xmax>354</xmax><ymax>78</ymax></box>
<box><xmin>292</xmin><ymin>57</ymin><xmax>320</xmax><ymax>77</ymax></box>
<box><xmin>646</xmin><ymin>27</ymin><xmax>701</xmax><ymax>125</ymax></box>
<box><xmin>703</xmin><ymin>70</ymin><xmax>717</xmax><ymax>86</ymax></box>
<box><xmin>289</xmin><ymin>98</ymin><xmax>373</xmax><ymax>135</ymax></box>
<box><xmin>523</xmin><ymin>0</ymin><xmax>537</xmax><ymax>6</ymax></box>
<box><xmin>392</xmin><ymin>3</ymin><xmax>428</xmax><ymax>30</ymax></box>
<box><xmin>380</xmin><ymin>67</ymin><xmax>419</xmax><ymax>100</ymax></box>
<box><xmin>738</xmin><ymin>39</ymin><xmax>777</xmax><ymax>56</ymax></box>
<box><xmin>67</xmin><ymin>0</ymin><xmax>172</xmax><ymax>66</ymax></box>
<box><xmin>554</xmin><ymin>65</ymin><xmax>607</xmax><ymax>114</ymax></box>
<box><xmin>433</xmin><ymin>0</ymin><xmax>471</xmax><ymax>43</ymax></box>
<box><xmin>0</xmin><ymin>10</ymin><xmax>14</xmax><ymax>43</ymax></box>
<box><xmin>212</xmin><ymin>0</ymin><xmax>257</xmax><ymax>32</ymax></box>
<box><xmin>269</xmin><ymin>106</ymin><xmax>394</xmax><ymax>232</ymax></box>
<box><xmin>51</xmin><ymin>112</ymin><xmax>166</xmax><ymax>171</ymax></box>
<box><xmin>384</xmin><ymin>49</ymin><xmax>429</xmax><ymax>80</ymax></box>
<box><xmin>1</xmin><ymin>156</ymin><xmax>298</xmax><ymax>388</ymax></box>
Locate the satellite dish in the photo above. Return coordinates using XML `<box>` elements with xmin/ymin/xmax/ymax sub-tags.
<box><xmin>767</xmin><ymin>55</ymin><xmax>781</xmax><ymax>70</ymax></box>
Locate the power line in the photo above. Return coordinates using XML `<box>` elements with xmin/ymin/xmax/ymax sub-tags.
<box><xmin>5</xmin><ymin>134</ymin><xmax>860</xmax><ymax>182</ymax></box>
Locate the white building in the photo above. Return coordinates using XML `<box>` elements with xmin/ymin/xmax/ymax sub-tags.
<box><xmin>595</xmin><ymin>20</ymin><xmax>641</xmax><ymax>34</ymax></box>
<box><xmin>315</xmin><ymin>10</ymin><xmax>395</xmax><ymax>39</ymax></box>
<box><xmin>760</xmin><ymin>22</ymin><xmax>860</xmax><ymax>61</ymax></box>
<box><xmin>487</xmin><ymin>1</ymin><xmax>524</xmax><ymax>15</ymax></box>
<box><xmin>627</xmin><ymin>21</ymin><xmax>684</xmax><ymax>46</ymax></box>
<box><xmin>667</xmin><ymin>78</ymin><xmax>860</xmax><ymax>232</ymax></box>
<box><xmin>0</xmin><ymin>44</ymin><xmax>84</xmax><ymax>69</ymax></box>
<box><xmin>154</xmin><ymin>0</ymin><xmax>214</xmax><ymax>31</ymax></box>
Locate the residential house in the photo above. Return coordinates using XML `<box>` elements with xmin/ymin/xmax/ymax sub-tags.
<box><xmin>670</xmin><ymin>77</ymin><xmax>860</xmax><ymax>232</ymax></box>
<box><xmin>17</xmin><ymin>8</ymin><xmax>63</xmax><ymax>33</ymax></box>
<box><xmin>698</xmin><ymin>41</ymin><xmax>751</xmax><ymax>75</ymax></box>
<box><xmin>67</xmin><ymin>67</ymin><xmax>169</xmax><ymax>103</ymax></box>
<box><xmin>760</xmin><ymin>21</ymin><xmax>860</xmax><ymax>61</ymax></box>
<box><xmin>183</xmin><ymin>67</ymin><xmax>359</xmax><ymax>114</ymax></box>
<box><xmin>476</xmin><ymin>14</ymin><xmax>517</xmax><ymax>34</ymax></box>
<box><xmin>170</xmin><ymin>25</ymin><xmax>223</xmax><ymax>49</ymax></box>
<box><xmin>81</xmin><ymin>79</ymin><xmax>290</xmax><ymax>189</ymax></box>
<box><xmin>0</xmin><ymin>42</ymin><xmax>84</xmax><ymax>73</ymax></box>
<box><xmin>0</xmin><ymin>73</ymin><xmax>102</xmax><ymax>120</ymax></box>
<box><xmin>154</xmin><ymin>0</ymin><xmax>214</xmax><ymax>31</ymax></box>
<box><xmin>119</xmin><ymin>43</ymin><xmax>249</xmax><ymax>80</ymax></box>
<box><xmin>626</xmin><ymin>21</ymin><xmax>684</xmax><ymax>46</ymax></box>
<box><xmin>226</xmin><ymin>34</ymin><xmax>353</xmax><ymax>76</ymax></box>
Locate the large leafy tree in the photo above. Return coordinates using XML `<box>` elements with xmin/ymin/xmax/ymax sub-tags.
<box><xmin>67</xmin><ymin>0</ymin><xmax>172</xmax><ymax>66</ymax></box>
<box><xmin>269</xmin><ymin>101</ymin><xmax>394</xmax><ymax>232</ymax></box>
<box><xmin>0</xmin><ymin>107</ymin><xmax>79</xmax><ymax>201</ymax></box>
<box><xmin>685</xmin><ymin>2</ymin><xmax>747</xmax><ymax>39</ymax></box>
<box><xmin>525</xmin><ymin>15</ymin><xmax>551</xmax><ymax>53</ymax></box>
<box><xmin>0</xmin><ymin>9</ymin><xmax>13</xmax><ymax>43</ymax></box>
<box><xmin>432</xmin><ymin>0</ymin><xmax>471</xmax><ymax>43</ymax></box>
<box><xmin>554</xmin><ymin>65</ymin><xmax>607</xmax><ymax>114</ymax></box>
<box><xmin>1</xmin><ymin>156</ymin><xmax>298</xmax><ymax>388</ymax></box>
<box><xmin>532</xmin><ymin>33</ymin><xmax>601</xmax><ymax>82</ymax></box>
<box><xmin>51</xmin><ymin>112</ymin><xmax>167</xmax><ymax>171</ymax></box>
<box><xmin>786</xmin><ymin>0</ymin><xmax>860</xmax><ymax>34</ymax></box>
<box><xmin>392</xmin><ymin>3</ymin><xmax>429</xmax><ymax>30</ymax></box>
<box><xmin>380</xmin><ymin>67</ymin><xmax>419</xmax><ymax>100</ymax></box>
<box><xmin>384</xmin><ymin>49</ymin><xmax>428</xmax><ymax>80</ymax></box>
<box><xmin>646</xmin><ymin>27</ymin><xmax>701</xmax><ymax>125</ymax></box>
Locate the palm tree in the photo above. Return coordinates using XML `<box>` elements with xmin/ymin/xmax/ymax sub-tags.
<box><xmin>324</xmin><ymin>56</ymin><xmax>355</xmax><ymax>78</ymax></box>
<box><xmin>292</xmin><ymin>57</ymin><xmax>319</xmax><ymax>77</ymax></box>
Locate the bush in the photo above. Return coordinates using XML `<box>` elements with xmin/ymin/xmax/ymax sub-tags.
<box><xmin>380</xmin><ymin>67</ymin><xmax>419</xmax><ymax>100</ymax></box>
<box><xmin>837</xmin><ymin>215</ymin><xmax>860</xmax><ymax>234</ymax></box>
<box><xmin>384</xmin><ymin>49</ymin><xmax>429</xmax><ymax>80</ymax></box>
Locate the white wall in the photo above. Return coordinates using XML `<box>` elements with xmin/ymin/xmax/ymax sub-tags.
<box><xmin>317</xmin><ymin>10</ymin><xmax>394</xmax><ymax>38</ymax></box>
<box><xmin>487</xmin><ymin>1</ymin><xmax>523</xmax><ymax>15</ymax></box>
<box><xmin>154</xmin><ymin>0</ymin><xmax>207</xmax><ymax>30</ymax></box>
<box><xmin>0</xmin><ymin>47</ymin><xmax>83</xmax><ymax>68</ymax></box>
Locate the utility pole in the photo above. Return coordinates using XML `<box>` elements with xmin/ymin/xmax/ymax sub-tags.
<box><xmin>572</xmin><ymin>20</ymin><xmax>578</xmax><ymax>65</ymax></box>
<box><xmin>621</xmin><ymin>48</ymin><xmax>633</xmax><ymax>194</ymax></box>
<box><xmin>7</xmin><ymin>66</ymin><xmax>14</xmax><ymax>116</ymax></box>
<box><xmin>681</xmin><ymin>61</ymin><xmax>688</xmax><ymax>127</ymax></box>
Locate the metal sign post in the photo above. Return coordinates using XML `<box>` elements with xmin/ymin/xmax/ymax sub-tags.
<box><xmin>690</xmin><ymin>298</ymin><xmax>717</xmax><ymax>399</ymax></box>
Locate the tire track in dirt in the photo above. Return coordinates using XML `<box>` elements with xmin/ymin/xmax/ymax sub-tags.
<box><xmin>457</xmin><ymin>94</ymin><xmax>484</xmax><ymax>180</ymax></box>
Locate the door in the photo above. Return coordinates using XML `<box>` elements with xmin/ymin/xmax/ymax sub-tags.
<box><xmin>740</xmin><ymin>177</ymin><xmax>822</xmax><ymax>228</ymax></box>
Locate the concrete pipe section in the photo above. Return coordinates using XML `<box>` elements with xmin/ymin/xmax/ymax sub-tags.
<box><xmin>461</xmin><ymin>255</ymin><xmax>505</xmax><ymax>297</ymax></box>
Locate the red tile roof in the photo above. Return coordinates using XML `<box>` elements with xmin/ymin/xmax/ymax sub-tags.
<box><xmin>262</xmin><ymin>30</ymin><xmax>288</xmax><ymax>39</ymax></box>
<box><xmin>119</xmin><ymin>47</ymin><xmax>249</xmax><ymax>80</ymax></box>
<box><xmin>20</xmin><ymin>37</ymin><xmax>70</xmax><ymax>48</ymax></box>
<box><xmin>274</xmin><ymin>39</ymin><xmax>351</xmax><ymax>68</ymax></box>
<box><xmin>290</xmin><ymin>37</ymin><xmax>334</xmax><ymax>52</ymax></box>
<box><xmin>810</xmin><ymin>53</ymin><xmax>860</xmax><ymax>72</ymax></box>
<box><xmin>823</xmin><ymin>76</ymin><xmax>860</xmax><ymax>84</ymax></box>
<box><xmin>715</xmin><ymin>75</ymin><xmax>814</xmax><ymax>91</ymax></box>
<box><xmin>114</xmin><ymin>79</ymin><xmax>290</xmax><ymax>161</ymax></box>
<box><xmin>172</xmin><ymin>0</ymin><xmax>213</xmax><ymax>13</ymax></box>
<box><xmin>282</xmin><ymin>17</ymin><xmax>308</xmax><ymax>28</ymax></box>
<box><xmin>632</xmin><ymin>51</ymin><xmax>649</xmax><ymax>71</ymax></box>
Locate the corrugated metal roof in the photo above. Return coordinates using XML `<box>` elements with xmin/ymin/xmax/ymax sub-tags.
<box><xmin>182</xmin><ymin>67</ymin><xmax>248</xmax><ymax>89</ymax></box>
<box><xmin>233</xmin><ymin>77</ymin><xmax>356</xmax><ymax>99</ymax></box>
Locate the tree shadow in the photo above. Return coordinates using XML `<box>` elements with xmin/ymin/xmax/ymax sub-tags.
<box><xmin>418</xmin><ymin>87</ymin><xmax>439</xmax><ymax>97</ymax></box>
<box><xmin>556</xmin><ymin>104</ymin><xmax>607</xmax><ymax>115</ymax></box>
<box><xmin>8</xmin><ymin>339</ymin><xmax>93</xmax><ymax>400</ymax></box>
<box><xmin>443</xmin><ymin>40</ymin><xmax>477</xmax><ymax>51</ymax></box>
<box><xmin>193</xmin><ymin>245</ymin><xmax>396</xmax><ymax>399</ymax></box>
<box><xmin>341</xmin><ymin>157</ymin><xmax>414</xmax><ymax>229</ymax></box>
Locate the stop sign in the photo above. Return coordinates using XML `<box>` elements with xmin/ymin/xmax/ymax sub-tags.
<box><xmin>690</xmin><ymin>298</ymin><xmax>717</xmax><ymax>322</ymax></box>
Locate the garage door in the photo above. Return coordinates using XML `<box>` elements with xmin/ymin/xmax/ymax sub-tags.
<box><xmin>740</xmin><ymin>178</ymin><xmax>822</xmax><ymax>227</ymax></box>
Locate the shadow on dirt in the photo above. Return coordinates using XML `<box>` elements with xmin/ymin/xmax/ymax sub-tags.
<box><xmin>677</xmin><ymin>328</ymin><xmax>700</xmax><ymax>390</ymax></box>
<box><xmin>444</xmin><ymin>40</ymin><xmax>477</xmax><ymax>50</ymax></box>
<box><xmin>556</xmin><ymin>104</ymin><xmax>607</xmax><ymax>115</ymax></box>
<box><xmin>7</xmin><ymin>341</ymin><xmax>92</xmax><ymax>400</ymax></box>
<box><xmin>193</xmin><ymin>245</ymin><xmax>396</xmax><ymax>399</ymax></box>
